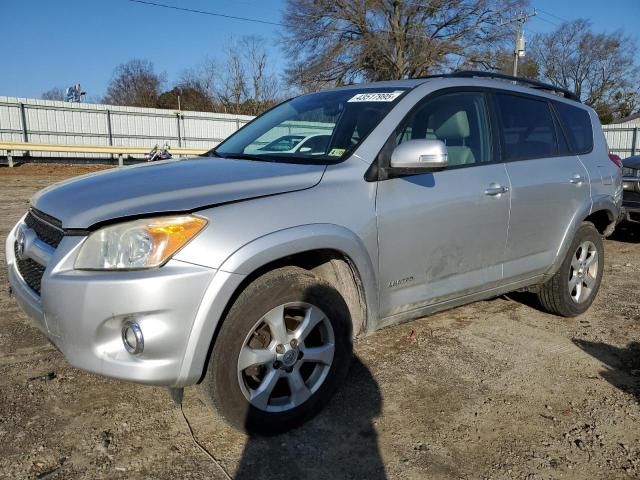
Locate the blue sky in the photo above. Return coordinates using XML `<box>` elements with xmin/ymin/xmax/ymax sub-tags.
<box><xmin>1</xmin><ymin>0</ymin><xmax>639</xmax><ymax>100</ymax></box>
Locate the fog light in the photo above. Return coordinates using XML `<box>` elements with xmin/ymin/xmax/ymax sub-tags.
<box><xmin>122</xmin><ymin>321</ymin><xmax>144</xmax><ymax>355</ymax></box>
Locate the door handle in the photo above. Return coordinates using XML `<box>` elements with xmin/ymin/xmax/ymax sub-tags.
<box><xmin>484</xmin><ymin>184</ymin><xmax>509</xmax><ymax>196</ymax></box>
<box><xmin>569</xmin><ymin>174</ymin><xmax>585</xmax><ymax>184</ymax></box>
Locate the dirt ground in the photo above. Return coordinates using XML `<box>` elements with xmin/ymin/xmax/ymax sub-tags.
<box><xmin>0</xmin><ymin>163</ymin><xmax>638</xmax><ymax>480</ymax></box>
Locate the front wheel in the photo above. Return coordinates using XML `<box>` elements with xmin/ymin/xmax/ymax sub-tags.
<box><xmin>537</xmin><ymin>222</ymin><xmax>604</xmax><ymax>317</ymax></box>
<box><xmin>200</xmin><ymin>267</ymin><xmax>352</xmax><ymax>434</ymax></box>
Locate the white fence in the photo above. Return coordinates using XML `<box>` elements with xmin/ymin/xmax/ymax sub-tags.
<box><xmin>603</xmin><ymin>126</ymin><xmax>639</xmax><ymax>158</ymax></box>
<box><xmin>0</xmin><ymin>96</ymin><xmax>254</xmax><ymax>159</ymax></box>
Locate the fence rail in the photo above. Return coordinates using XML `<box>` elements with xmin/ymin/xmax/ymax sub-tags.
<box><xmin>0</xmin><ymin>141</ymin><xmax>208</xmax><ymax>167</ymax></box>
<box><xmin>0</xmin><ymin>96</ymin><xmax>254</xmax><ymax>161</ymax></box>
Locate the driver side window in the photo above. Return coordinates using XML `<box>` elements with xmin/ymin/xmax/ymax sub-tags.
<box><xmin>397</xmin><ymin>92</ymin><xmax>492</xmax><ymax>167</ymax></box>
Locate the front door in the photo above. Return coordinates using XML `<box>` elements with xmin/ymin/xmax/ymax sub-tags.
<box><xmin>376</xmin><ymin>91</ymin><xmax>510</xmax><ymax>319</ymax></box>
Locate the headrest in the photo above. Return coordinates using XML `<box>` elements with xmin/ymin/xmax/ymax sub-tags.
<box><xmin>435</xmin><ymin>111</ymin><xmax>470</xmax><ymax>140</ymax></box>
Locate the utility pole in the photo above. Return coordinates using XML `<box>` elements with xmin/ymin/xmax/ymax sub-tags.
<box><xmin>500</xmin><ymin>10</ymin><xmax>537</xmax><ymax>77</ymax></box>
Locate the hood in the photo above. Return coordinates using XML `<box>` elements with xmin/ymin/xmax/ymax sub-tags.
<box><xmin>32</xmin><ymin>157</ymin><xmax>326</xmax><ymax>229</ymax></box>
<box><xmin>623</xmin><ymin>155</ymin><xmax>640</xmax><ymax>170</ymax></box>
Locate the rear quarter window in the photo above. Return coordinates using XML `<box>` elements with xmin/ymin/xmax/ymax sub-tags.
<box><xmin>553</xmin><ymin>102</ymin><xmax>594</xmax><ymax>154</ymax></box>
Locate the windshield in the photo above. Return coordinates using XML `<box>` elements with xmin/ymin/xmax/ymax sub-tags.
<box><xmin>209</xmin><ymin>87</ymin><xmax>408</xmax><ymax>164</ymax></box>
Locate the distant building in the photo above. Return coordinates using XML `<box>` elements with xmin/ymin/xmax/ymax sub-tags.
<box><xmin>607</xmin><ymin>113</ymin><xmax>640</xmax><ymax>128</ymax></box>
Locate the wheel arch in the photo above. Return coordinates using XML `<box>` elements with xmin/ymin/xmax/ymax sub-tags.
<box><xmin>179</xmin><ymin>224</ymin><xmax>378</xmax><ymax>386</ymax></box>
<box><xmin>547</xmin><ymin>198</ymin><xmax>618</xmax><ymax>278</ymax></box>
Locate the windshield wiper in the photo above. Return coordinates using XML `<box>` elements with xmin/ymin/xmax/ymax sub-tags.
<box><xmin>222</xmin><ymin>153</ymin><xmax>279</xmax><ymax>162</ymax></box>
<box><xmin>203</xmin><ymin>149</ymin><xmax>222</xmax><ymax>158</ymax></box>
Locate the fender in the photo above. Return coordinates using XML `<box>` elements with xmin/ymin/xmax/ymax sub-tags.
<box><xmin>546</xmin><ymin>194</ymin><xmax>618</xmax><ymax>278</ymax></box>
<box><xmin>219</xmin><ymin>223</ymin><xmax>378</xmax><ymax>325</ymax></box>
<box><xmin>175</xmin><ymin>223</ymin><xmax>379</xmax><ymax>386</ymax></box>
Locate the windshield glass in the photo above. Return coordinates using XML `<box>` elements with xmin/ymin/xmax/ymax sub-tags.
<box><xmin>209</xmin><ymin>87</ymin><xmax>408</xmax><ymax>164</ymax></box>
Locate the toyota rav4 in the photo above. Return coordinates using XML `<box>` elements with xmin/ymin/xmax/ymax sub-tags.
<box><xmin>6</xmin><ymin>71</ymin><xmax>623</xmax><ymax>433</ymax></box>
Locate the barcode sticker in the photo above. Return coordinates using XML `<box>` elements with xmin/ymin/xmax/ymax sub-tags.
<box><xmin>347</xmin><ymin>91</ymin><xmax>404</xmax><ymax>102</ymax></box>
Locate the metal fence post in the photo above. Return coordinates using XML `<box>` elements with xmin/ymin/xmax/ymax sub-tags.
<box><xmin>19</xmin><ymin>103</ymin><xmax>28</xmax><ymax>142</ymax></box>
<box><xmin>632</xmin><ymin>127</ymin><xmax>638</xmax><ymax>157</ymax></box>
<box><xmin>19</xmin><ymin>103</ymin><xmax>29</xmax><ymax>158</ymax></box>
<box><xmin>176</xmin><ymin>113</ymin><xmax>182</xmax><ymax>148</ymax></box>
<box><xmin>106</xmin><ymin>109</ymin><xmax>114</xmax><ymax>160</ymax></box>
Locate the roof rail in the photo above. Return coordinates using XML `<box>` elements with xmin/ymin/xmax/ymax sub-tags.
<box><xmin>419</xmin><ymin>70</ymin><xmax>581</xmax><ymax>102</ymax></box>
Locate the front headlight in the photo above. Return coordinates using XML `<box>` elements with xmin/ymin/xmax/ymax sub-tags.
<box><xmin>75</xmin><ymin>215</ymin><xmax>207</xmax><ymax>270</ymax></box>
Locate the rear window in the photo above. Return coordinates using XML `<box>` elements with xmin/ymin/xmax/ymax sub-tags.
<box><xmin>496</xmin><ymin>93</ymin><xmax>558</xmax><ymax>161</ymax></box>
<box><xmin>554</xmin><ymin>102</ymin><xmax>593</xmax><ymax>154</ymax></box>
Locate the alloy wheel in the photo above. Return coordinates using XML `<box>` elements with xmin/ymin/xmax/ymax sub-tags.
<box><xmin>568</xmin><ymin>240</ymin><xmax>599</xmax><ymax>304</ymax></box>
<box><xmin>237</xmin><ymin>302</ymin><xmax>335</xmax><ymax>412</ymax></box>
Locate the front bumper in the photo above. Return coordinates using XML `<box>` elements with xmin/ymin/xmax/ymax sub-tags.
<box><xmin>5</xmin><ymin>220</ymin><xmax>239</xmax><ymax>387</ymax></box>
<box><xmin>621</xmin><ymin>205</ymin><xmax>640</xmax><ymax>224</ymax></box>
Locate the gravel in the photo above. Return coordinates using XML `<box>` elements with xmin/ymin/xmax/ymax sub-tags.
<box><xmin>0</xmin><ymin>164</ymin><xmax>638</xmax><ymax>479</ymax></box>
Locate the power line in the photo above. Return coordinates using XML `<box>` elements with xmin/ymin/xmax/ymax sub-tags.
<box><xmin>532</xmin><ymin>15</ymin><xmax>560</xmax><ymax>27</ymax></box>
<box><xmin>536</xmin><ymin>8</ymin><xmax>569</xmax><ymax>23</ymax></box>
<box><xmin>128</xmin><ymin>0</ymin><xmax>434</xmax><ymax>41</ymax></box>
<box><xmin>128</xmin><ymin>0</ymin><xmax>286</xmax><ymax>27</ymax></box>
<box><xmin>130</xmin><ymin>0</ymin><xmax>545</xmax><ymax>47</ymax></box>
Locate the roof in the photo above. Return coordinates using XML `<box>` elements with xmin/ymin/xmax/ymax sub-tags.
<box><xmin>327</xmin><ymin>71</ymin><xmax>580</xmax><ymax>102</ymax></box>
<box><xmin>612</xmin><ymin>112</ymin><xmax>640</xmax><ymax>125</ymax></box>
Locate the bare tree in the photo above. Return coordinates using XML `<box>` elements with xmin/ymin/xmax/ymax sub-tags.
<box><xmin>41</xmin><ymin>87</ymin><xmax>66</xmax><ymax>101</ymax></box>
<box><xmin>102</xmin><ymin>59</ymin><xmax>166</xmax><ymax>108</ymax></box>
<box><xmin>179</xmin><ymin>57</ymin><xmax>219</xmax><ymax>104</ymax></box>
<box><xmin>281</xmin><ymin>0</ymin><xmax>527</xmax><ymax>90</ymax></box>
<box><xmin>215</xmin><ymin>36</ymin><xmax>282</xmax><ymax>115</ymax></box>
<box><xmin>460</xmin><ymin>48</ymin><xmax>539</xmax><ymax>80</ymax></box>
<box><xmin>218</xmin><ymin>43</ymin><xmax>249</xmax><ymax>114</ymax></box>
<box><xmin>531</xmin><ymin>20</ymin><xmax>639</xmax><ymax>120</ymax></box>
<box><xmin>242</xmin><ymin>36</ymin><xmax>280</xmax><ymax>110</ymax></box>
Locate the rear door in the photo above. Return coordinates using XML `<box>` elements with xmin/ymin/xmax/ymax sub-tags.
<box><xmin>376</xmin><ymin>90</ymin><xmax>510</xmax><ymax>318</ymax></box>
<box><xmin>497</xmin><ymin>92</ymin><xmax>591</xmax><ymax>280</ymax></box>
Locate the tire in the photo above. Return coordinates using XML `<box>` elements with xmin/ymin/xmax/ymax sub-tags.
<box><xmin>537</xmin><ymin>222</ymin><xmax>604</xmax><ymax>317</ymax></box>
<box><xmin>200</xmin><ymin>266</ymin><xmax>352</xmax><ymax>434</ymax></box>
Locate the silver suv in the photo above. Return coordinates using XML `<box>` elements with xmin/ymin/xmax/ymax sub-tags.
<box><xmin>6</xmin><ymin>72</ymin><xmax>622</xmax><ymax>433</ymax></box>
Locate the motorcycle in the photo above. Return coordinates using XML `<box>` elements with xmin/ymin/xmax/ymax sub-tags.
<box><xmin>145</xmin><ymin>143</ymin><xmax>172</xmax><ymax>162</ymax></box>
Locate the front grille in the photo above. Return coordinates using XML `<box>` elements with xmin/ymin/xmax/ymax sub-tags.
<box><xmin>24</xmin><ymin>209</ymin><xmax>64</xmax><ymax>248</ymax></box>
<box><xmin>14</xmin><ymin>242</ymin><xmax>46</xmax><ymax>294</ymax></box>
<box><xmin>14</xmin><ymin>209</ymin><xmax>63</xmax><ymax>295</ymax></box>
<box><xmin>623</xmin><ymin>190</ymin><xmax>640</xmax><ymax>203</ymax></box>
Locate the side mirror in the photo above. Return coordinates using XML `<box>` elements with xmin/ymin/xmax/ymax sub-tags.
<box><xmin>390</xmin><ymin>139</ymin><xmax>448</xmax><ymax>171</ymax></box>
<box><xmin>299</xmin><ymin>146</ymin><xmax>312</xmax><ymax>153</ymax></box>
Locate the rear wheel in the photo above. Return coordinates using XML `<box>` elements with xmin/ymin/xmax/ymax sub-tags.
<box><xmin>537</xmin><ymin>222</ymin><xmax>604</xmax><ymax>317</ymax></box>
<box><xmin>200</xmin><ymin>267</ymin><xmax>352</xmax><ymax>434</ymax></box>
